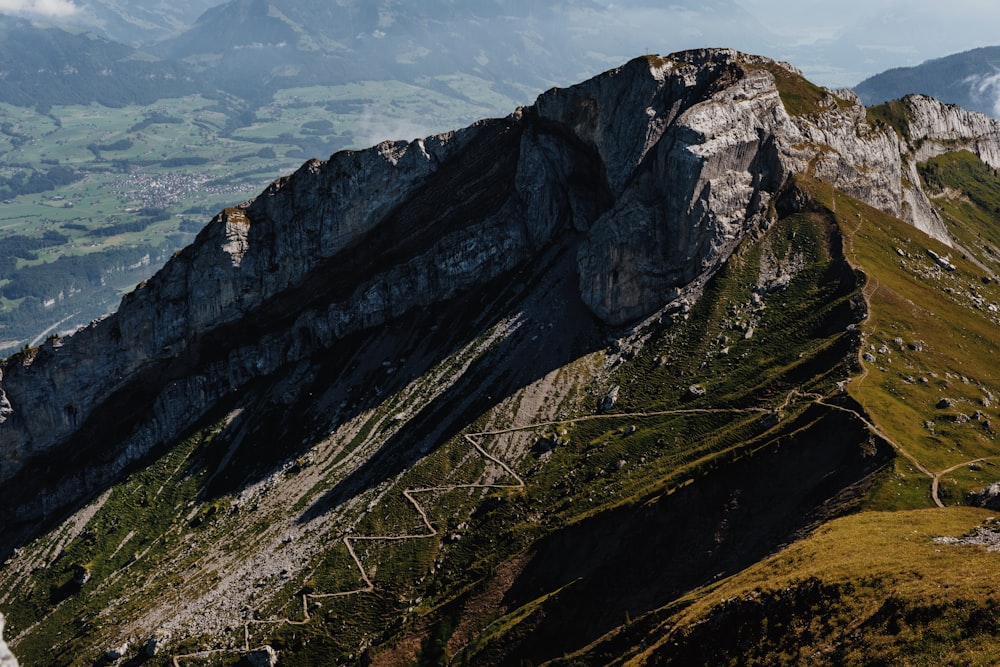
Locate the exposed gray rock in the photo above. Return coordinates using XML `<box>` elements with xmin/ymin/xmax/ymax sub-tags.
<box><xmin>0</xmin><ymin>375</ymin><xmax>10</xmax><ymax>425</ymax></box>
<box><xmin>0</xmin><ymin>613</ymin><xmax>18</xmax><ymax>667</ymax></box>
<box><xmin>688</xmin><ymin>384</ymin><xmax>707</xmax><ymax>398</ymax></box>
<box><xmin>927</xmin><ymin>249</ymin><xmax>957</xmax><ymax>271</ymax></box>
<box><xmin>142</xmin><ymin>632</ymin><xmax>169</xmax><ymax>657</ymax></box>
<box><xmin>897</xmin><ymin>95</ymin><xmax>1000</xmax><ymax>243</ymax></box>
<box><xmin>599</xmin><ymin>386</ymin><xmax>620</xmax><ymax>411</ymax></box>
<box><xmin>3</xmin><ymin>48</ymin><xmax>1000</xmax><ymax>546</ymax></box>
<box><xmin>967</xmin><ymin>483</ymin><xmax>1000</xmax><ymax>510</ymax></box>
<box><xmin>935</xmin><ymin>520</ymin><xmax>1000</xmax><ymax>549</ymax></box>
<box><xmin>101</xmin><ymin>641</ymin><xmax>129</xmax><ymax>664</ymax></box>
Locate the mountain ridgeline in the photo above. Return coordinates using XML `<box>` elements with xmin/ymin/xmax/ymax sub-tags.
<box><xmin>0</xmin><ymin>15</ymin><xmax>203</xmax><ymax>111</ymax></box>
<box><xmin>3</xmin><ymin>49</ymin><xmax>1000</xmax><ymax>665</ymax></box>
<box><xmin>152</xmin><ymin>0</ymin><xmax>771</xmax><ymax>101</ymax></box>
<box><xmin>856</xmin><ymin>46</ymin><xmax>1000</xmax><ymax>119</ymax></box>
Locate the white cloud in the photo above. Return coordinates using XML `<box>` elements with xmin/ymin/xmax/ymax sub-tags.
<box><xmin>353</xmin><ymin>104</ymin><xmax>433</xmax><ymax>149</ymax></box>
<box><xmin>966</xmin><ymin>72</ymin><xmax>1000</xmax><ymax>117</ymax></box>
<box><xmin>0</xmin><ymin>0</ymin><xmax>79</xmax><ymax>18</ymax></box>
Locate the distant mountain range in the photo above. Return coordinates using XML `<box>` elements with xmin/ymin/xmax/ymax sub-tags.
<box><xmin>855</xmin><ymin>46</ymin><xmax>1000</xmax><ymax>118</ymax></box>
<box><xmin>0</xmin><ymin>14</ymin><xmax>203</xmax><ymax>110</ymax></box>
<box><xmin>1</xmin><ymin>1</ymin><xmax>776</xmax><ymax>107</ymax></box>
<box><xmin>151</xmin><ymin>0</ymin><xmax>774</xmax><ymax>101</ymax></box>
<box><xmin>51</xmin><ymin>0</ymin><xmax>221</xmax><ymax>46</ymax></box>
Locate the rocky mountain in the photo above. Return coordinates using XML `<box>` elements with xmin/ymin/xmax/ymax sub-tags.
<box><xmin>0</xmin><ymin>14</ymin><xmax>203</xmax><ymax>110</ymax></box>
<box><xmin>4</xmin><ymin>48</ymin><xmax>1000</xmax><ymax>665</ymax></box>
<box><xmin>855</xmin><ymin>46</ymin><xmax>1000</xmax><ymax>119</ymax></box>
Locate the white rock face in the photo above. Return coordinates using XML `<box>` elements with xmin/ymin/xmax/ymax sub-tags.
<box><xmin>2</xmin><ymin>48</ymin><xmax>1000</xmax><ymax>544</ymax></box>
<box><xmin>896</xmin><ymin>94</ymin><xmax>1000</xmax><ymax>242</ymax></box>
<box><xmin>907</xmin><ymin>95</ymin><xmax>1000</xmax><ymax>167</ymax></box>
<box><xmin>554</xmin><ymin>50</ymin><xmax>909</xmax><ymax>322</ymax></box>
<box><xmin>0</xmin><ymin>614</ymin><xmax>19</xmax><ymax>667</ymax></box>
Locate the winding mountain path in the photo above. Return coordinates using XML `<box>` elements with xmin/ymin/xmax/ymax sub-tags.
<box><xmin>172</xmin><ymin>371</ymin><xmax>977</xmax><ymax>664</ymax></box>
<box><xmin>176</xmin><ymin>188</ymin><xmax>987</xmax><ymax>663</ymax></box>
<box><xmin>170</xmin><ymin>402</ymin><xmax>780</xmax><ymax>665</ymax></box>
<box><xmin>171</xmin><ymin>214</ymin><xmax>974</xmax><ymax>663</ymax></box>
<box><xmin>833</xmin><ymin>202</ymin><xmax>987</xmax><ymax>508</ymax></box>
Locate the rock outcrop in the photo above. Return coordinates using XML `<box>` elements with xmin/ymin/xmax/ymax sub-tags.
<box><xmin>968</xmin><ymin>481</ymin><xmax>1000</xmax><ymax>510</ymax></box>
<box><xmin>896</xmin><ymin>94</ymin><xmax>1000</xmax><ymax>242</ymax></box>
<box><xmin>2</xmin><ymin>48</ymin><xmax>1000</xmax><ymax>549</ymax></box>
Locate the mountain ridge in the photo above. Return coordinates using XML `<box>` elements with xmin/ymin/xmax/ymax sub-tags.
<box><xmin>4</xmin><ymin>48</ymin><xmax>1000</xmax><ymax>665</ymax></box>
<box><xmin>0</xmin><ymin>14</ymin><xmax>204</xmax><ymax>110</ymax></box>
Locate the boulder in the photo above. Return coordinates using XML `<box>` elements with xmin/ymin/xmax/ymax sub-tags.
<box><xmin>969</xmin><ymin>482</ymin><xmax>1000</xmax><ymax>510</ymax></box>
<box><xmin>688</xmin><ymin>384</ymin><xmax>707</xmax><ymax>398</ymax></box>
<box><xmin>599</xmin><ymin>385</ymin><xmax>620</xmax><ymax>411</ymax></box>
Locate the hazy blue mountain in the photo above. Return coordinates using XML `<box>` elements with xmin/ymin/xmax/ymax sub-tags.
<box><xmin>0</xmin><ymin>15</ymin><xmax>204</xmax><ymax>110</ymax></box>
<box><xmin>46</xmin><ymin>0</ymin><xmax>224</xmax><ymax>46</ymax></box>
<box><xmin>855</xmin><ymin>46</ymin><xmax>1000</xmax><ymax>118</ymax></box>
<box><xmin>154</xmin><ymin>0</ymin><xmax>774</xmax><ymax>101</ymax></box>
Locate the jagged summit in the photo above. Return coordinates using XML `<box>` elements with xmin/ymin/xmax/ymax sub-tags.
<box><xmin>4</xmin><ymin>49</ymin><xmax>1000</xmax><ymax>665</ymax></box>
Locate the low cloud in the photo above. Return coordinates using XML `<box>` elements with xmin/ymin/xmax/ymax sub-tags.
<box><xmin>965</xmin><ymin>72</ymin><xmax>1000</xmax><ymax>118</ymax></box>
<box><xmin>0</xmin><ymin>0</ymin><xmax>79</xmax><ymax>18</ymax></box>
<box><xmin>353</xmin><ymin>104</ymin><xmax>434</xmax><ymax>149</ymax></box>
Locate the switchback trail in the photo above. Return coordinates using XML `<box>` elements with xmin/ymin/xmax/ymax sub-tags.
<box><xmin>173</xmin><ymin>379</ymin><xmax>968</xmax><ymax>663</ymax></box>
<box><xmin>171</xmin><ymin>402</ymin><xmax>779</xmax><ymax>665</ymax></box>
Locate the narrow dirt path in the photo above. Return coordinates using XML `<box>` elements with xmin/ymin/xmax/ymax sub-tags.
<box><xmin>170</xmin><ymin>326</ymin><xmax>964</xmax><ymax>664</ymax></box>
<box><xmin>171</xmin><ymin>431</ymin><xmax>528</xmax><ymax>665</ymax></box>
<box><xmin>833</xmin><ymin>195</ymin><xmax>953</xmax><ymax>506</ymax></box>
<box><xmin>170</xmin><ymin>403</ymin><xmax>778</xmax><ymax>665</ymax></box>
<box><xmin>931</xmin><ymin>458</ymin><xmax>987</xmax><ymax>507</ymax></box>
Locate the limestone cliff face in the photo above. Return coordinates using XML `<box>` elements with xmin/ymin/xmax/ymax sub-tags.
<box><xmin>2</xmin><ymin>48</ymin><xmax>1000</xmax><ymax>539</ymax></box>
<box><xmin>896</xmin><ymin>94</ymin><xmax>1000</xmax><ymax>242</ymax></box>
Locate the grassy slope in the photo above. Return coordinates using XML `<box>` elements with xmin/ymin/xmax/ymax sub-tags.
<box><xmin>824</xmin><ymin>168</ymin><xmax>1000</xmax><ymax>506</ymax></box>
<box><xmin>558</xmin><ymin>168</ymin><xmax>1000</xmax><ymax>666</ymax></box>
<box><xmin>639</xmin><ymin>507</ymin><xmax>1000</xmax><ymax>666</ymax></box>
<box><xmin>0</xmin><ymin>192</ymin><xmax>871</xmax><ymax>666</ymax></box>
